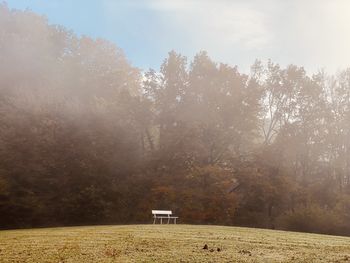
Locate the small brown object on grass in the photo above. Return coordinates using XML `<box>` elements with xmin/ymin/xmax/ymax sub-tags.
<box><xmin>239</xmin><ymin>249</ymin><xmax>252</xmax><ymax>256</ymax></box>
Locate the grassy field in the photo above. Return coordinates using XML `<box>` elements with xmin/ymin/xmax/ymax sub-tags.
<box><xmin>1</xmin><ymin>224</ymin><xmax>350</xmax><ymax>262</ymax></box>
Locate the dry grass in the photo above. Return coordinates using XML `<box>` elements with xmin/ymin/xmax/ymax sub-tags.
<box><xmin>1</xmin><ymin>224</ymin><xmax>350</xmax><ymax>262</ymax></box>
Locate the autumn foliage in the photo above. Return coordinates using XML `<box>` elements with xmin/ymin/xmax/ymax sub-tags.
<box><xmin>1</xmin><ymin>4</ymin><xmax>350</xmax><ymax>235</ymax></box>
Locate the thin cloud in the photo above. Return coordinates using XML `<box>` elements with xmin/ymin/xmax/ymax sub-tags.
<box><xmin>91</xmin><ymin>0</ymin><xmax>350</xmax><ymax>72</ymax></box>
<box><xmin>145</xmin><ymin>0</ymin><xmax>271</xmax><ymax>50</ymax></box>
<box><xmin>144</xmin><ymin>0</ymin><xmax>350</xmax><ymax>72</ymax></box>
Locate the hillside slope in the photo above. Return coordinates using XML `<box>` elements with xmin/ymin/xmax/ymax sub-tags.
<box><xmin>1</xmin><ymin>225</ymin><xmax>349</xmax><ymax>262</ymax></box>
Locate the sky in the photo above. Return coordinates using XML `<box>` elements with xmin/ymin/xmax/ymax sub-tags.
<box><xmin>6</xmin><ymin>0</ymin><xmax>350</xmax><ymax>73</ymax></box>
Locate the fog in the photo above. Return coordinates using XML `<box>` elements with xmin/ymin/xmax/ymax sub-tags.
<box><xmin>1</xmin><ymin>2</ymin><xmax>350</xmax><ymax>236</ymax></box>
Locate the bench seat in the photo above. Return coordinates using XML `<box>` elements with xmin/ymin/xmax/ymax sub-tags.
<box><xmin>152</xmin><ymin>210</ymin><xmax>178</xmax><ymax>224</ymax></box>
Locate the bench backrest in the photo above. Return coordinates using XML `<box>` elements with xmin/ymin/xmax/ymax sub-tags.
<box><xmin>152</xmin><ymin>210</ymin><xmax>172</xmax><ymax>216</ymax></box>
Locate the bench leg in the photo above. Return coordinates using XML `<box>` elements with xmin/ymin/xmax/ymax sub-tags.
<box><xmin>174</xmin><ymin>218</ymin><xmax>177</xmax><ymax>224</ymax></box>
<box><xmin>167</xmin><ymin>217</ymin><xmax>170</xmax><ymax>224</ymax></box>
<box><xmin>153</xmin><ymin>217</ymin><xmax>156</xmax><ymax>224</ymax></box>
<box><xmin>160</xmin><ymin>218</ymin><xmax>162</xmax><ymax>224</ymax></box>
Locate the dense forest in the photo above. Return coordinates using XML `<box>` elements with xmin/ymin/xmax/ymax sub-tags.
<box><xmin>1</xmin><ymin>4</ymin><xmax>350</xmax><ymax>235</ymax></box>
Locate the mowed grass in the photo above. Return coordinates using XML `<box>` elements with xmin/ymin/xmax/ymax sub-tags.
<box><xmin>1</xmin><ymin>225</ymin><xmax>350</xmax><ymax>263</ymax></box>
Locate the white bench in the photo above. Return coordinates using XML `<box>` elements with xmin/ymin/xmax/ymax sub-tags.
<box><xmin>152</xmin><ymin>210</ymin><xmax>178</xmax><ymax>224</ymax></box>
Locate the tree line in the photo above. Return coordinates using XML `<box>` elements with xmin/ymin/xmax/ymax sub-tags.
<box><xmin>1</xmin><ymin>4</ymin><xmax>350</xmax><ymax>235</ymax></box>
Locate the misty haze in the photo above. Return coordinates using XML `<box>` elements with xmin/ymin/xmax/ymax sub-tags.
<box><xmin>1</xmin><ymin>1</ymin><xmax>350</xmax><ymax>262</ymax></box>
